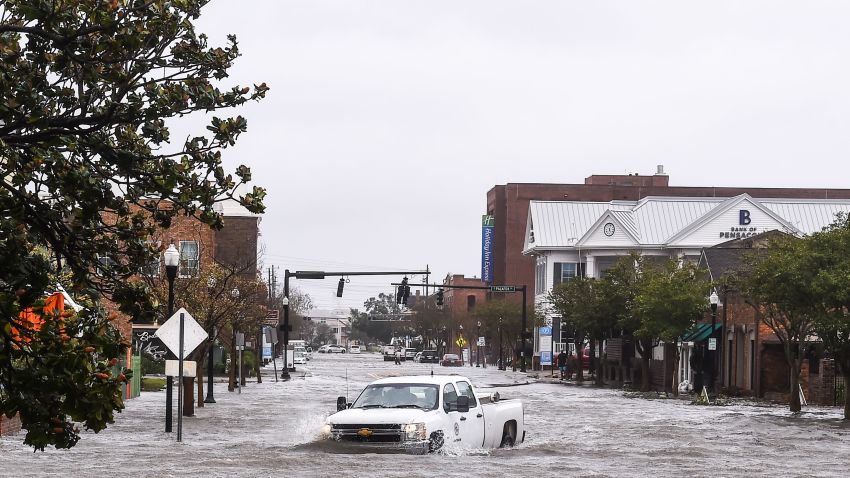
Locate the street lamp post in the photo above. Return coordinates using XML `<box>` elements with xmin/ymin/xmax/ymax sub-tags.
<box><xmin>281</xmin><ymin>295</ymin><xmax>291</xmax><ymax>380</ymax></box>
<box><xmin>476</xmin><ymin>321</ymin><xmax>481</xmax><ymax>367</ymax></box>
<box><xmin>204</xmin><ymin>277</ymin><xmax>217</xmax><ymax>404</ymax></box>
<box><xmin>163</xmin><ymin>242</ymin><xmax>179</xmax><ymax>433</ymax></box>
<box><xmin>709</xmin><ymin>290</ymin><xmax>719</xmax><ymax>397</ymax></box>
<box><xmin>231</xmin><ymin>287</ymin><xmax>242</xmax><ymax>392</ymax></box>
<box><xmin>498</xmin><ymin>317</ymin><xmax>505</xmax><ymax>371</ymax></box>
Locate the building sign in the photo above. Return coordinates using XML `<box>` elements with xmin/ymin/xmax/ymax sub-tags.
<box><xmin>481</xmin><ymin>215</ymin><xmax>495</xmax><ymax>283</ymax></box>
<box><xmin>539</xmin><ymin>326</ymin><xmax>552</xmax><ymax>366</ymax></box>
<box><xmin>708</xmin><ymin>338</ymin><xmax>717</xmax><ymax>351</ymax></box>
<box><xmin>132</xmin><ymin>326</ymin><xmax>169</xmax><ymax>362</ymax></box>
<box><xmin>720</xmin><ymin>226</ymin><xmax>762</xmax><ymax>240</ymax></box>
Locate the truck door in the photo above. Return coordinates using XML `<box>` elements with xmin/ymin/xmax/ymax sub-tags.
<box><xmin>454</xmin><ymin>380</ymin><xmax>485</xmax><ymax>447</ymax></box>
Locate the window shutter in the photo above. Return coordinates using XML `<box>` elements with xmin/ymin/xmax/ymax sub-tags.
<box><xmin>553</xmin><ymin>263</ymin><xmax>562</xmax><ymax>286</ymax></box>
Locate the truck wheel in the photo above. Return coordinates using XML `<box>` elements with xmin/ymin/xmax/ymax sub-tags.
<box><xmin>428</xmin><ymin>431</ymin><xmax>444</xmax><ymax>453</ymax></box>
<box><xmin>499</xmin><ymin>422</ymin><xmax>516</xmax><ymax>448</ymax></box>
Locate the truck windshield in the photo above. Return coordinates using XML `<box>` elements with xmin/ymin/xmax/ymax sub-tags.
<box><xmin>352</xmin><ymin>384</ymin><xmax>439</xmax><ymax>410</ymax></box>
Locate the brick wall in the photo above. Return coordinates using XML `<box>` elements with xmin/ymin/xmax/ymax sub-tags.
<box><xmin>0</xmin><ymin>413</ymin><xmax>21</xmax><ymax>436</ymax></box>
<box><xmin>810</xmin><ymin>359</ymin><xmax>837</xmax><ymax>406</ymax></box>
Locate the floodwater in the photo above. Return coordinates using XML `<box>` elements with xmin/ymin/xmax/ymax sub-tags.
<box><xmin>2</xmin><ymin>352</ymin><xmax>849</xmax><ymax>477</ymax></box>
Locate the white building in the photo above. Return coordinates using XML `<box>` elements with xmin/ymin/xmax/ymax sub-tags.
<box><xmin>305</xmin><ymin>308</ymin><xmax>351</xmax><ymax>346</ymax></box>
<box><xmin>522</xmin><ymin>193</ymin><xmax>850</xmax><ymax>377</ymax></box>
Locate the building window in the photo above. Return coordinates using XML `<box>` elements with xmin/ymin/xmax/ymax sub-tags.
<box><xmin>467</xmin><ymin>295</ymin><xmax>476</xmax><ymax>312</ymax></box>
<box><xmin>535</xmin><ymin>260</ymin><xmax>547</xmax><ymax>294</ymax></box>
<box><xmin>553</xmin><ymin>262</ymin><xmax>586</xmax><ymax>286</ymax></box>
<box><xmin>96</xmin><ymin>254</ymin><xmax>116</xmax><ymax>276</ymax></box>
<box><xmin>179</xmin><ymin>240</ymin><xmax>199</xmax><ymax>278</ymax></box>
<box><xmin>142</xmin><ymin>254</ymin><xmax>160</xmax><ymax>277</ymax></box>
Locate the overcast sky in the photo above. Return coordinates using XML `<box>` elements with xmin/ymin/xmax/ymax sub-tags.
<box><xmin>188</xmin><ymin>1</ymin><xmax>850</xmax><ymax>311</ymax></box>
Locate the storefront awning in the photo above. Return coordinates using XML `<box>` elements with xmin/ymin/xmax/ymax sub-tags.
<box><xmin>680</xmin><ymin>323</ymin><xmax>721</xmax><ymax>343</ymax></box>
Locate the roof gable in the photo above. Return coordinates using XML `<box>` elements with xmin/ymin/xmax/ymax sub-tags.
<box><xmin>666</xmin><ymin>194</ymin><xmax>801</xmax><ymax>247</ymax></box>
<box><xmin>576</xmin><ymin>210</ymin><xmax>640</xmax><ymax>247</ymax></box>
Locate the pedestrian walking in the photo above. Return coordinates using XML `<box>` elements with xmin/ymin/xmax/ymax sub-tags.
<box><xmin>394</xmin><ymin>347</ymin><xmax>402</xmax><ymax>365</ymax></box>
<box><xmin>557</xmin><ymin>349</ymin><xmax>568</xmax><ymax>380</ymax></box>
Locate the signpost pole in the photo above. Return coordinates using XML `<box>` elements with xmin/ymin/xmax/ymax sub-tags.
<box><xmin>177</xmin><ymin>312</ymin><xmax>184</xmax><ymax>442</ymax></box>
<box><xmin>271</xmin><ymin>329</ymin><xmax>279</xmax><ymax>383</ymax></box>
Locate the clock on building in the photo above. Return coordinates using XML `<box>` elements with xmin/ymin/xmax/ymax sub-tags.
<box><xmin>603</xmin><ymin>222</ymin><xmax>615</xmax><ymax>236</ymax></box>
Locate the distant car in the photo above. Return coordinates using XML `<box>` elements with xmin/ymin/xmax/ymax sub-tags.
<box><xmin>420</xmin><ymin>350</ymin><xmax>440</xmax><ymax>364</ymax></box>
<box><xmin>318</xmin><ymin>345</ymin><xmax>331</xmax><ymax>353</ymax></box>
<box><xmin>293</xmin><ymin>351</ymin><xmax>307</xmax><ymax>365</ymax></box>
<box><xmin>348</xmin><ymin>345</ymin><xmax>361</xmax><ymax>354</ymax></box>
<box><xmin>405</xmin><ymin>348</ymin><xmax>418</xmax><ymax>360</ymax></box>
<box><xmin>440</xmin><ymin>353</ymin><xmax>463</xmax><ymax>367</ymax></box>
<box><xmin>328</xmin><ymin>344</ymin><xmax>347</xmax><ymax>353</ymax></box>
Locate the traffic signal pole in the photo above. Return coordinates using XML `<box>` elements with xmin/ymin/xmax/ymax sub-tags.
<box><xmin>283</xmin><ymin>269</ymin><xmax>429</xmax><ymax>377</ymax></box>
<box><xmin>392</xmin><ymin>282</ymin><xmax>529</xmax><ymax>372</ymax></box>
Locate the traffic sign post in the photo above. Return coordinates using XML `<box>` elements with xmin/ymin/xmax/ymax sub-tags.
<box><xmin>155</xmin><ymin>308</ymin><xmax>207</xmax><ymax>443</ymax></box>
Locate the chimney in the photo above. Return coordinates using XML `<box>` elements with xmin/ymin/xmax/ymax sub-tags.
<box><xmin>655</xmin><ymin>164</ymin><xmax>666</xmax><ymax>176</ymax></box>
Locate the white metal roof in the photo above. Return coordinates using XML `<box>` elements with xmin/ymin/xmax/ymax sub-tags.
<box><xmin>525</xmin><ymin>194</ymin><xmax>850</xmax><ymax>253</ymax></box>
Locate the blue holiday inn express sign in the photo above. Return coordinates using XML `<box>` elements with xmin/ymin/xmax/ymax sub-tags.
<box><xmin>481</xmin><ymin>214</ymin><xmax>495</xmax><ymax>283</ymax></box>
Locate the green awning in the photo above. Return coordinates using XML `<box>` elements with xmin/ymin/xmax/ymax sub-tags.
<box><xmin>680</xmin><ymin>323</ymin><xmax>721</xmax><ymax>343</ymax></box>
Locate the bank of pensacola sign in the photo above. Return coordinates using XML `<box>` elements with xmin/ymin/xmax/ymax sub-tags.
<box><xmin>719</xmin><ymin>209</ymin><xmax>764</xmax><ymax>240</ymax></box>
<box><xmin>481</xmin><ymin>215</ymin><xmax>495</xmax><ymax>283</ymax></box>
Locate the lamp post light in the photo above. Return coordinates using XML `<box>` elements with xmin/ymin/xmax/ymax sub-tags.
<box><xmin>163</xmin><ymin>242</ymin><xmax>179</xmax><ymax>433</ymax></box>
<box><xmin>476</xmin><ymin>321</ymin><xmax>481</xmax><ymax>367</ymax></box>
<box><xmin>203</xmin><ymin>278</ymin><xmax>217</xmax><ymax>404</ymax></box>
<box><xmin>231</xmin><ymin>287</ymin><xmax>242</xmax><ymax>391</ymax></box>
<box><xmin>709</xmin><ymin>290</ymin><xmax>719</xmax><ymax>397</ymax></box>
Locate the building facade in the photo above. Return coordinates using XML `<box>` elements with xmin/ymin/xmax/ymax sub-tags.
<box><xmin>522</xmin><ymin>193</ymin><xmax>850</xmax><ymax>392</ymax></box>
<box><xmin>305</xmin><ymin>309</ymin><xmax>351</xmax><ymax>346</ymax></box>
<box><xmin>486</xmin><ymin>167</ymin><xmax>850</xmax><ymax>299</ymax></box>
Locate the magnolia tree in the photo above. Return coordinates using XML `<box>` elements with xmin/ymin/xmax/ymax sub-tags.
<box><xmin>0</xmin><ymin>0</ymin><xmax>266</xmax><ymax>449</ymax></box>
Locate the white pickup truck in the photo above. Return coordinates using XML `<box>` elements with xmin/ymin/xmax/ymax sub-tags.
<box><xmin>321</xmin><ymin>375</ymin><xmax>525</xmax><ymax>453</ymax></box>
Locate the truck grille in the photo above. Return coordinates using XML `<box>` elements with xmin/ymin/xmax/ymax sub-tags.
<box><xmin>331</xmin><ymin>424</ymin><xmax>403</xmax><ymax>443</ymax></box>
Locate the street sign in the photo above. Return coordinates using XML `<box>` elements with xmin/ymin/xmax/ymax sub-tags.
<box><xmin>266</xmin><ymin>309</ymin><xmax>279</xmax><ymax>319</ymax></box>
<box><xmin>490</xmin><ymin>285</ymin><xmax>516</xmax><ymax>293</ymax></box>
<box><xmin>456</xmin><ymin>336</ymin><xmax>467</xmax><ymax>348</ymax></box>
<box><xmin>154</xmin><ymin>308</ymin><xmax>208</xmax><ymax>359</ymax></box>
<box><xmin>708</xmin><ymin>337</ymin><xmax>717</xmax><ymax>351</ymax></box>
<box><xmin>165</xmin><ymin>360</ymin><xmax>197</xmax><ymax>378</ymax></box>
<box><xmin>477</xmin><ymin>336</ymin><xmax>486</xmax><ymax>346</ymax></box>
<box><xmin>263</xmin><ymin>318</ymin><xmax>279</xmax><ymax>326</ymax></box>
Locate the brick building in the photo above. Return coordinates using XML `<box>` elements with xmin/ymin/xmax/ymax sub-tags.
<box><xmin>441</xmin><ymin>274</ymin><xmax>488</xmax><ymax>355</ymax></box>
<box><xmin>486</xmin><ymin>166</ymin><xmax>850</xmax><ymax>298</ymax></box>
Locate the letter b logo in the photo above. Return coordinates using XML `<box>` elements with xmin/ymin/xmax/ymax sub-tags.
<box><xmin>739</xmin><ymin>210</ymin><xmax>751</xmax><ymax>225</ymax></box>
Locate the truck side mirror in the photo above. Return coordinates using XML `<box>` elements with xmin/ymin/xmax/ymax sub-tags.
<box><xmin>337</xmin><ymin>396</ymin><xmax>347</xmax><ymax>411</ymax></box>
<box><xmin>456</xmin><ymin>395</ymin><xmax>470</xmax><ymax>413</ymax></box>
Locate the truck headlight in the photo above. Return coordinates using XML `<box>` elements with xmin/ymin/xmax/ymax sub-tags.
<box><xmin>320</xmin><ymin>422</ymin><xmax>332</xmax><ymax>437</ymax></box>
<box><xmin>403</xmin><ymin>422</ymin><xmax>426</xmax><ymax>441</ymax></box>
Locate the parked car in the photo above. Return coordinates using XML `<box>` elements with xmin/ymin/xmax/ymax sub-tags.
<box><xmin>349</xmin><ymin>345</ymin><xmax>361</xmax><ymax>354</ymax></box>
<box><xmin>419</xmin><ymin>350</ymin><xmax>439</xmax><ymax>364</ymax></box>
<box><xmin>440</xmin><ymin>353</ymin><xmax>463</xmax><ymax>367</ymax></box>
<box><xmin>323</xmin><ymin>374</ymin><xmax>525</xmax><ymax>453</ymax></box>
<box><xmin>328</xmin><ymin>344</ymin><xmax>347</xmax><ymax>353</ymax></box>
<box><xmin>318</xmin><ymin>344</ymin><xmax>331</xmax><ymax>353</ymax></box>
<box><xmin>404</xmin><ymin>348</ymin><xmax>418</xmax><ymax>360</ymax></box>
<box><xmin>293</xmin><ymin>351</ymin><xmax>307</xmax><ymax>365</ymax></box>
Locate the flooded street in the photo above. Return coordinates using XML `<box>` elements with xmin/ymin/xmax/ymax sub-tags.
<box><xmin>3</xmin><ymin>352</ymin><xmax>849</xmax><ymax>477</ymax></box>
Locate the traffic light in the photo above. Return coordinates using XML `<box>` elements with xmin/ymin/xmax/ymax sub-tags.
<box><xmin>401</xmin><ymin>277</ymin><xmax>410</xmax><ymax>305</ymax></box>
<box><xmin>436</xmin><ymin>288</ymin><xmax>444</xmax><ymax>306</ymax></box>
<box><xmin>336</xmin><ymin>278</ymin><xmax>345</xmax><ymax>297</ymax></box>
